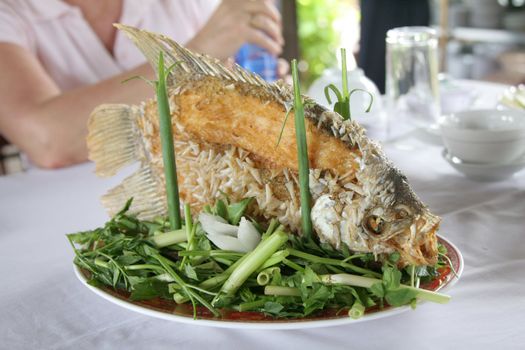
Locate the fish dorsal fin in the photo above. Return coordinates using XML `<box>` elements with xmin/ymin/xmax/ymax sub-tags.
<box><xmin>114</xmin><ymin>24</ymin><xmax>282</xmax><ymax>92</ymax></box>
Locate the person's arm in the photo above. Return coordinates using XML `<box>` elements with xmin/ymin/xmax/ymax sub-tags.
<box><xmin>0</xmin><ymin>0</ymin><xmax>284</xmax><ymax>169</ymax></box>
<box><xmin>0</xmin><ymin>43</ymin><xmax>154</xmax><ymax>169</ymax></box>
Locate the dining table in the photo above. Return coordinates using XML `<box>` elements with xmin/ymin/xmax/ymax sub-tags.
<box><xmin>1</xmin><ymin>80</ymin><xmax>524</xmax><ymax>350</ymax></box>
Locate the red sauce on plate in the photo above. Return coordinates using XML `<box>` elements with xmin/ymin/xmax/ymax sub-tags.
<box><xmin>421</xmin><ymin>266</ymin><xmax>452</xmax><ymax>290</ymax></box>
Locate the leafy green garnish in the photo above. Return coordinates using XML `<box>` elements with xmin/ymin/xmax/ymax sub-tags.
<box><xmin>370</xmin><ymin>266</ymin><xmax>418</xmax><ymax>307</ymax></box>
<box><xmin>68</xmin><ymin>198</ymin><xmax>451</xmax><ymax>320</ymax></box>
<box><xmin>227</xmin><ymin>197</ymin><xmax>253</xmax><ymax>226</ymax></box>
<box><xmin>211</xmin><ymin>196</ymin><xmax>253</xmax><ymax>226</ymax></box>
<box><xmin>262</xmin><ymin>301</ymin><xmax>285</xmax><ymax>315</ymax></box>
<box><xmin>130</xmin><ymin>279</ymin><xmax>171</xmax><ymax>301</ymax></box>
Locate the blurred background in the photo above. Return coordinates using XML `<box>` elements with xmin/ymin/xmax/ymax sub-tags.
<box><xmin>291</xmin><ymin>0</ymin><xmax>525</xmax><ymax>88</ymax></box>
<box><xmin>2</xmin><ymin>0</ymin><xmax>525</xmax><ymax>175</ymax></box>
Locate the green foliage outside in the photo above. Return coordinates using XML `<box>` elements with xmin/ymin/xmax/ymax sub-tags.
<box><xmin>297</xmin><ymin>0</ymin><xmax>355</xmax><ymax>87</ymax></box>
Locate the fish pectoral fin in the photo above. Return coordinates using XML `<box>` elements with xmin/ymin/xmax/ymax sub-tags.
<box><xmin>87</xmin><ymin>104</ymin><xmax>142</xmax><ymax>177</ymax></box>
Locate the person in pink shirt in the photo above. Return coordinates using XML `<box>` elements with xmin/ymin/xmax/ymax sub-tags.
<box><xmin>0</xmin><ymin>0</ymin><xmax>284</xmax><ymax>168</ymax></box>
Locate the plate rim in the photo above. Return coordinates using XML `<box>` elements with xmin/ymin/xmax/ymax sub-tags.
<box><xmin>73</xmin><ymin>235</ymin><xmax>463</xmax><ymax>330</ymax></box>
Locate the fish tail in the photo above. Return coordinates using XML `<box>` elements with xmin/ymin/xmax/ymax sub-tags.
<box><xmin>87</xmin><ymin>103</ymin><xmax>165</xmax><ymax>218</ymax></box>
<box><xmin>87</xmin><ymin>104</ymin><xmax>142</xmax><ymax>177</ymax></box>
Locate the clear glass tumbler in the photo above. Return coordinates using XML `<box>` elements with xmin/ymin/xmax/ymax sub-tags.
<box><xmin>386</xmin><ymin>27</ymin><xmax>440</xmax><ymax>132</ymax></box>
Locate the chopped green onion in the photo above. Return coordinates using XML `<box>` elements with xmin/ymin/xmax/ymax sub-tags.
<box><xmin>348</xmin><ymin>301</ymin><xmax>365</xmax><ymax>319</ymax></box>
<box><xmin>215</xmin><ymin>230</ymin><xmax>288</xmax><ymax>300</ymax></box>
<box><xmin>257</xmin><ymin>271</ymin><xmax>271</xmax><ymax>286</ymax></box>
<box><xmin>257</xmin><ymin>250</ymin><xmax>289</xmax><ymax>271</ymax></box>
<box><xmin>237</xmin><ymin>300</ymin><xmax>267</xmax><ymax>312</ymax></box>
<box><xmin>264</xmin><ymin>285</ymin><xmax>301</xmax><ymax>297</ymax></box>
<box><xmin>256</xmin><ymin>267</ymin><xmax>280</xmax><ymax>286</ymax></box>
<box><xmin>150</xmin><ymin>228</ymin><xmax>186</xmax><ymax>248</ymax></box>
<box><xmin>291</xmin><ymin>59</ymin><xmax>313</xmax><ymax>240</ymax></box>
<box><xmin>156</xmin><ymin>52</ymin><xmax>182</xmax><ymax>230</ymax></box>
<box><xmin>282</xmin><ymin>258</ymin><xmax>304</xmax><ymax>272</ymax></box>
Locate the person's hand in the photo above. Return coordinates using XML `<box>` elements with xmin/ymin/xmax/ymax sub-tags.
<box><xmin>187</xmin><ymin>0</ymin><xmax>284</xmax><ymax>61</ymax></box>
<box><xmin>277</xmin><ymin>58</ymin><xmax>291</xmax><ymax>83</ymax></box>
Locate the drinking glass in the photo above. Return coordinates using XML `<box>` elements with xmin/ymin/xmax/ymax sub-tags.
<box><xmin>386</xmin><ymin>27</ymin><xmax>440</xmax><ymax>134</ymax></box>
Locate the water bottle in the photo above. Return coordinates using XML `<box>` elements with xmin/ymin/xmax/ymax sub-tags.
<box><xmin>235</xmin><ymin>44</ymin><xmax>277</xmax><ymax>82</ymax></box>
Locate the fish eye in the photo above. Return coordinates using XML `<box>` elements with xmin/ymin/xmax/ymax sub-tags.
<box><xmin>396</xmin><ymin>209</ymin><xmax>408</xmax><ymax>219</ymax></box>
<box><xmin>365</xmin><ymin>215</ymin><xmax>384</xmax><ymax>235</ymax></box>
<box><xmin>394</xmin><ymin>205</ymin><xmax>411</xmax><ymax>219</ymax></box>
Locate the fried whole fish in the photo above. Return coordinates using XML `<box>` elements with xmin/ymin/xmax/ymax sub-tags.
<box><xmin>87</xmin><ymin>25</ymin><xmax>440</xmax><ymax>266</ymax></box>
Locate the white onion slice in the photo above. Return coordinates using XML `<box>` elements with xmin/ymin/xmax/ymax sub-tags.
<box><xmin>207</xmin><ymin>234</ymin><xmax>249</xmax><ymax>252</ymax></box>
<box><xmin>199</xmin><ymin>213</ymin><xmax>238</xmax><ymax>237</ymax></box>
<box><xmin>238</xmin><ymin>217</ymin><xmax>261</xmax><ymax>251</ymax></box>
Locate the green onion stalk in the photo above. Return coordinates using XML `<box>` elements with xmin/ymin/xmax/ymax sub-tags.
<box><xmin>237</xmin><ymin>300</ymin><xmax>267</xmax><ymax>312</ymax></box>
<box><xmin>150</xmin><ymin>229</ymin><xmax>186</xmax><ymax>248</ymax></box>
<box><xmin>152</xmin><ymin>252</ymin><xmax>219</xmax><ymax>317</ymax></box>
<box><xmin>173</xmin><ymin>251</ymin><xmax>251</xmax><ymax>304</ymax></box>
<box><xmin>291</xmin><ymin>59</ymin><xmax>313</xmax><ymax>240</ymax></box>
<box><xmin>212</xmin><ymin>230</ymin><xmax>289</xmax><ymax>306</ymax></box>
<box><xmin>156</xmin><ymin>52</ymin><xmax>182</xmax><ymax>230</ymax></box>
<box><xmin>320</xmin><ymin>274</ymin><xmax>451</xmax><ymax>304</ymax></box>
<box><xmin>286</xmin><ymin>248</ymin><xmax>382</xmax><ymax>278</ymax></box>
<box><xmin>180</xmin><ymin>204</ymin><xmax>194</xmax><ymax>269</ymax></box>
<box><xmin>324</xmin><ymin>48</ymin><xmax>373</xmax><ymax>121</ymax></box>
<box><xmin>257</xmin><ymin>250</ymin><xmax>289</xmax><ymax>271</ymax></box>
<box><xmin>265</xmin><ymin>273</ymin><xmax>450</xmax><ymax>305</ymax></box>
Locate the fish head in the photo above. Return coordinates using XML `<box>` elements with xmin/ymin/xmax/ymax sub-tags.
<box><xmin>358</xmin><ymin>154</ymin><xmax>440</xmax><ymax>266</ymax></box>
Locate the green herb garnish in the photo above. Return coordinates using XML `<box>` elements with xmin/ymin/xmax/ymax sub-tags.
<box><xmin>68</xmin><ymin>199</ymin><xmax>452</xmax><ymax>320</ymax></box>
<box><xmin>156</xmin><ymin>52</ymin><xmax>182</xmax><ymax>230</ymax></box>
<box><xmin>324</xmin><ymin>48</ymin><xmax>374</xmax><ymax>121</ymax></box>
<box><xmin>291</xmin><ymin>59</ymin><xmax>313</xmax><ymax>240</ymax></box>
<box><xmin>213</xmin><ymin>230</ymin><xmax>289</xmax><ymax>306</ymax></box>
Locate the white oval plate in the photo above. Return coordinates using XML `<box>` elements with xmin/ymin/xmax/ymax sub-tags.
<box><xmin>74</xmin><ymin>236</ymin><xmax>463</xmax><ymax>330</ymax></box>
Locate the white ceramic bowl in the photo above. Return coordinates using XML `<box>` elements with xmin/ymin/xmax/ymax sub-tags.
<box><xmin>442</xmin><ymin>149</ymin><xmax>525</xmax><ymax>182</ymax></box>
<box><xmin>439</xmin><ymin>109</ymin><xmax>525</xmax><ymax>164</ymax></box>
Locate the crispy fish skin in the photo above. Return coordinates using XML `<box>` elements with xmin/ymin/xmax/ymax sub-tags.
<box><xmin>174</xmin><ymin>76</ymin><xmax>360</xmax><ymax>174</ymax></box>
<box><xmin>87</xmin><ymin>25</ymin><xmax>439</xmax><ymax>266</ymax></box>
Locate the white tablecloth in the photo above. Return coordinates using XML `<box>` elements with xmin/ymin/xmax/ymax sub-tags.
<box><xmin>1</xmin><ymin>81</ymin><xmax>524</xmax><ymax>350</ymax></box>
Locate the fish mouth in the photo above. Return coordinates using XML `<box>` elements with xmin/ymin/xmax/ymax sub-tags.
<box><xmin>388</xmin><ymin>215</ymin><xmax>440</xmax><ymax>266</ymax></box>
